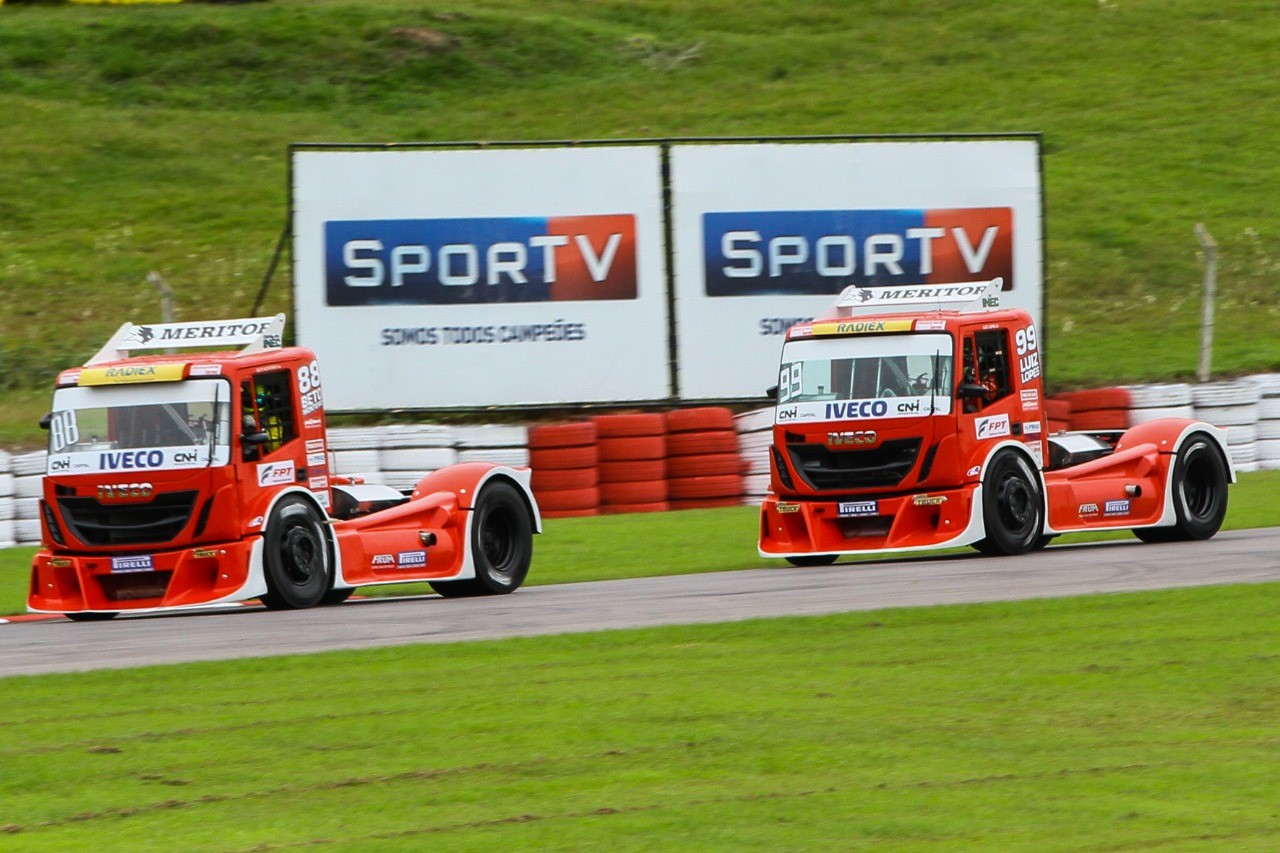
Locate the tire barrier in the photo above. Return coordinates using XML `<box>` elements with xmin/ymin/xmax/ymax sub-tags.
<box><xmin>529</xmin><ymin>422</ymin><xmax>601</xmax><ymax>518</ymax></box>
<box><xmin>592</xmin><ymin>413</ymin><xmax>669</xmax><ymax>515</ymax></box>
<box><xmin>1058</xmin><ymin>387</ymin><xmax>1130</xmax><ymax>431</ymax></box>
<box><xmin>665</xmin><ymin>408</ymin><xmax>743</xmax><ymax>509</ymax></box>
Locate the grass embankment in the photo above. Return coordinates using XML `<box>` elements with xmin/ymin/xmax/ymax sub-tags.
<box><xmin>1</xmin><ymin>1</ymin><xmax>1279</xmax><ymax>445</ymax></box>
<box><xmin>3</xmin><ymin>469</ymin><xmax>1279</xmax><ymax>616</ymax></box>
<box><xmin>2</xmin><ymin>582</ymin><xmax>1278</xmax><ymax>849</ymax></box>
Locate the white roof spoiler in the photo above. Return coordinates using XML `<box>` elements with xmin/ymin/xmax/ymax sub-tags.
<box><xmin>834</xmin><ymin>278</ymin><xmax>1004</xmax><ymax>317</ymax></box>
<box><xmin>87</xmin><ymin>314</ymin><xmax>287</xmax><ymax>365</ymax></box>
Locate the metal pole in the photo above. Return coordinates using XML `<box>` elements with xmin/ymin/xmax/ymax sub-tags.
<box><xmin>1194</xmin><ymin>223</ymin><xmax>1217</xmax><ymax>383</ymax></box>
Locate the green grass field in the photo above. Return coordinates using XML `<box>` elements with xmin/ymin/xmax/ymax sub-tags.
<box><xmin>1</xmin><ymin>0</ymin><xmax>1279</xmax><ymax>445</ymax></box>
<box><xmin>3</xmin><ymin>583</ymin><xmax>1279</xmax><ymax>850</ymax></box>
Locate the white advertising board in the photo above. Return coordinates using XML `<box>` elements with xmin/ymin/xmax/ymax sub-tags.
<box><xmin>292</xmin><ymin>146</ymin><xmax>669</xmax><ymax>410</ymax></box>
<box><xmin>669</xmin><ymin>139</ymin><xmax>1043</xmax><ymax>400</ymax></box>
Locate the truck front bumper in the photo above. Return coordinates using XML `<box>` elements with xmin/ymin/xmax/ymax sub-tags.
<box><xmin>758</xmin><ymin>485</ymin><xmax>983</xmax><ymax>559</ymax></box>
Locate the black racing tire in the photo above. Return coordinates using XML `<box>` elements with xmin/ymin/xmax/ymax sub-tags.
<box><xmin>785</xmin><ymin>554</ymin><xmax>839</xmax><ymax>567</ymax></box>
<box><xmin>1135</xmin><ymin>434</ymin><xmax>1229</xmax><ymax>543</ymax></box>
<box><xmin>974</xmin><ymin>451</ymin><xmax>1044</xmax><ymax>556</ymax></box>
<box><xmin>66</xmin><ymin>611</ymin><xmax>118</xmax><ymax>622</ymax></box>
<box><xmin>429</xmin><ymin>480</ymin><xmax>533</xmax><ymax>598</ymax></box>
<box><xmin>319</xmin><ymin>587</ymin><xmax>355</xmax><ymax>606</ymax></box>
<box><xmin>260</xmin><ymin>495</ymin><xmax>332</xmax><ymax>610</ymax></box>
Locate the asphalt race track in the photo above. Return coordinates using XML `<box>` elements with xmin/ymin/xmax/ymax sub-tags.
<box><xmin>3</xmin><ymin>527</ymin><xmax>1279</xmax><ymax>678</ymax></box>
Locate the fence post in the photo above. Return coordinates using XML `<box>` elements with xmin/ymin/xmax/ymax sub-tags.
<box><xmin>1194</xmin><ymin>224</ymin><xmax>1217</xmax><ymax>383</ymax></box>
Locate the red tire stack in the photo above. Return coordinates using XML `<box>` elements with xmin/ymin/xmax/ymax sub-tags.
<box><xmin>593</xmin><ymin>413</ymin><xmax>669</xmax><ymax>514</ymax></box>
<box><xmin>1044</xmin><ymin>396</ymin><xmax>1071</xmax><ymax>434</ymax></box>
<box><xmin>1062</xmin><ymin>387</ymin><xmax>1131</xmax><ymax>431</ymax></box>
<box><xmin>665</xmin><ymin>407</ymin><xmax>745</xmax><ymax>509</ymax></box>
<box><xmin>529</xmin><ymin>422</ymin><xmax>600</xmax><ymax>518</ymax></box>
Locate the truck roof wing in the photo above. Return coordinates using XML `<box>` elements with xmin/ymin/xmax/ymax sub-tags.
<box><xmin>834</xmin><ymin>278</ymin><xmax>1004</xmax><ymax>317</ymax></box>
<box><xmin>86</xmin><ymin>314</ymin><xmax>287</xmax><ymax>365</ymax></box>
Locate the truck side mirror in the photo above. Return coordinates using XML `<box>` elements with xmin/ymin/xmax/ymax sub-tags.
<box><xmin>765</xmin><ymin>385</ymin><xmax>779</xmax><ymax>402</ymax></box>
<box><xmin>38</xmin><ymin>412</ymin><xmax>52</xmax><ymax>430</ymax></box>
<box><xmin>957</xmin><ymin>383</ymin><xmax>989</xmax><ymax>399</ymax></box>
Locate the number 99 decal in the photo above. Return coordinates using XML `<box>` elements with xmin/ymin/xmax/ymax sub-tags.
<box><xmin>778</xmin><ymin>362</ymin><xmax>803</xmax><ymax>404</ymax></box>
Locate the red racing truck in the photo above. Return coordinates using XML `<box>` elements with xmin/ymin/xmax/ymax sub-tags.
<box><xmin>29</xmin><ymin>315</ymin><xmax>540</xmax><ymax>620</ymax></box>
<box><xmin>759</xmin><ymin>279</ymin><xmax>1234</xmax><ymax>565</ymax></box>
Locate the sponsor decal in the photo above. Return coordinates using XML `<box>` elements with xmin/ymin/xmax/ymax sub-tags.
<box><xmin>1079</xmin><ymin>503</ymin><xmax>1100</xmax><ymax>516</ymax></box>
<box><xmin>193</xmin><ymin>548</ymin><xmax>219</xmax><ymax>559</ymax></box>
<box><xmin>305</xmin><ymin>439</ymin><xmax>326</xmax><ymax>454</ymax></box>
<box><xmin>312</xmin><ymin>490</ymin><xmax>331</xmax><ymax>509</ymax></box>
<box><xmin>257</xmin><ymin>461</ymin><xmax>296</xmax><ymax>486</ymax></box>
<box><xmin>967</xmin><ymin>465</ymin><xmax>982</xmax><ymax>477</ymax></box>
<box><xmin>50</xmin><ymin>457</ymin><xmax>71</xmax><ymax>472</ymax></box>
<box><xmin>372</xmin><ymin>554</ymin><xmax>396</xmax><ymax>567</ymax></box>
<box><xmin>99</xmin><ymin>450</ymin><xmax>165</xmax><ymax>470</ymax></box>
<box><xmin>188</xmin><ymin>364</ymin><xmax>223</xmax><ymax>376</ymax></box>
<box><xmin>838</xmin><ymin>500</ymin><xmax>878</xmax><ymax>518</ymax></box>
<box><xmin>760</xmin><ymin>316</ymin><xmax>814</xmax><ymax>336</ymax></box>
<box><xmin>775</xmin><ymin>502</ymin><xmax>801</xmax><ymax>514</ymax></box>
<box><xmin>1020</xmin><ymin>388</ymin><xmax>1040</xmax><ymax>410</ymax></box>
<box><xmin>78</xmin><ymin>363</ymin><xmax>186</xmax><ymax>386</ymax></box>
<box><xmin>825</xmin><ymin>400</ymin><xmax>890</xmax><ymax>419</ymax></box>
<box><xmin>249</xmin><ymin>515</ymin><xmax>264</xmax><ymax>528</ymax></box>
<box><xmin>912</xmin><ymin>495</ymin><xmax>947</xmax><ymax>506</ymax></box>
<box><xmin>127</xmin><ymin>320</ymin><xmax>275</xmax><ymax>346</ymax></box>
<box><xmin>703</xmin><ymin>207</ymin><xmax>1014</xmax><ymax>296</ymax></box>
<box><xmin>51</xmin><ymin>558</ymin><xmax>73</xmax><ymax>568</ymax></box>
<box><xmin>307</xmin><ymin>452</ymin><xmax>327</xmax><ymax>467</ymax></box>
<box><xmin>326</xmin><ymin>214</ymin><xmax>637</xmax><ymax>305</ymax></box>
<box><xmin>810</xmin><ymin>318</ymin><xmax>915</xmax><ymax>336</ymax></box>
<box><xmin>776</xmin><ymin>405</ymin><xmax>799</xmax><ymax>422</ymax></box>
<box><xmin>111</xmin><ymin>555</ymin><xmax>154</xmax><ymax>574</ymax></box>
<box><xmin>975</xmin><ymin>413</ymin><xmax>1011</xmax><ymax>440</ymax></box>
<box><xmin>1023</xmin><ymin>420</ymin><xmax>1043</xmax><ymax>435</ymax></box>
<box><xmin>309</xmin><ymin>476</ymin><xmax>330</xmax><ymax>490</ymax></box>
<box><xmin>827</xmin><ymin>430</ymin><xmax>878</xmax><ymax>447</ymax></box>
<box><xmin>915</xmin><ymin>320</ymin><xmax>948</xmax><ymax>331</ymax></box>
<box><xmin>397</xmin><ymin>550</ymin><xmax>428</xmax><ymax>569</ymax></box>
<box><xmin>97</xmin><ymin>482</ymin><xmax>153</xmax><ymax>501</ymax></box>
<box><xmin>1104</xmin><ymin>499</ymin><xmax>1130</xmax><ymax>516</ymax></box>
<box><xmin>894</xmin><ymin>399</ymin><xmax>923</xmax><ymax>415</ymax></box>
<box><xmin>304</xmin><ymin>417</ymin><xmax>324</xmax><ymax>430</ymax></box>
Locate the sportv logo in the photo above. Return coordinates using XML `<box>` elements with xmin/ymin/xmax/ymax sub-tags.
<box><xmin>325</xmin><ymin>214</ymin><xmax>638</xmax><ymax>305</ymax></box>
<box><xmin>703</xmin><ymin>207</ymin><xmax>1013</xmax><ymax>296</ymax></box>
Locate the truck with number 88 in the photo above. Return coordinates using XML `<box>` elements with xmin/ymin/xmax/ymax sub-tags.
<box><xmin>759</xmin><ymin>279</ymin><xmax>1234</xmax><ymax>564</ymax></box>
<box><xmin>30</xmin><ymin>314</ymin><xmax>540</xmax><ymax>620</ymax></box>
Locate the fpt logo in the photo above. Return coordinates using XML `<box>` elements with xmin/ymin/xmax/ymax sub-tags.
<box><xmin>325</xmin><ymin>214</ymin><xmax>637</xmax><ymax>305</ymax></box>
<box><xmin>703</xmin><ymin>207</ymin><xmax>1013</xmax><ymax>296</ymax></box>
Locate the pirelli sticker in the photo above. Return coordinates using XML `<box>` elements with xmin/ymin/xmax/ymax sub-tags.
<box><xmin>809</xmin><ymin>319</ymin><xmax>914</xmax><ymax>337</ymax></box>
<box><xmin>79</xmin><ymin>363</ymin><xmax>186</xmax><ymax>386</ymax></box>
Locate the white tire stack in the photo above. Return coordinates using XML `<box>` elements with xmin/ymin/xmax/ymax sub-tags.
<box><xmin>735</xmin><ymin>408</ymin><xmax>774</xmax><ymax>504</ymax></box>
<box><xmin>1125</xmin><ymin>383</ymin><xmax>1195</xmax><ymax>424</ymax></box>
<box><xmin>326</xmin><ymin>426</ymin><xmax>387</xmax><ymax>486</ymax></box>
<box><xmin>455</xmin><ymin>425</ymin><xmax>530</xmax><ymax>467</ymax></box>
<box><xmin>1193</xmin><ymin>380</ymin><xmax>1261</xmax><ymax>473</ymax></box>
<box><xmin>0</xmin><ymin>450</ymin><xmax>14</xmax><ymax>548</ymax></box>
<box><xmin>379</xmin><ymin>425</ymin><xmax>459</xmax><ymax>492</ymax></box>
<box><xmin>1250</xmin><ymin>373</ymin><xmax>1280</xmax><ymax>470</ymax></box>
<box><xmin>11</xmin><ymin>451</ymin><xmax>46</xmax><ymax>545</ymax></box>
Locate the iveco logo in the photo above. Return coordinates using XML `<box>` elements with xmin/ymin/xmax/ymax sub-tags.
<box><xmin>97</xmin><ymin>482</ymin><xmax>154</xmax><ymax>501</ymax></box>
<box><xmin>827</xmin><ymin>430</ymin><xmax>877</xmax><ymax>447</ymax></box>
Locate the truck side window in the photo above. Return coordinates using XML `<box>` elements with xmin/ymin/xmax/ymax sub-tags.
<box><xmin>962</xmin><ymin>331</ymin><xmax>1013</xmax><ymax>412</ymax></box>
<box><xmin>242</xmin><ymin>371</ymin><xmax>297</xmax><ymax>457</ymax></box>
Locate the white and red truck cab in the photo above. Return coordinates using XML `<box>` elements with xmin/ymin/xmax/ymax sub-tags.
<box><xmin>29</xmin><ymin>315</ymin><xmax>540</xmax><ymax>619</ymax></box>
<box><xmin>759</xmin><ymin>279</ymin><xmax>1234</xmax><ymax>565</ymax></box>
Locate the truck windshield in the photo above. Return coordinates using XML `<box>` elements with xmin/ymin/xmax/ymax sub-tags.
<box><xmin>45</xmin><ymin>380</ymin><xmax>232</xmax><ymax>474</ymax></box>
<box><xmin>776</xmin><ymin>333</ymin><xmax>954</xmax><ymax>421</ymax></box>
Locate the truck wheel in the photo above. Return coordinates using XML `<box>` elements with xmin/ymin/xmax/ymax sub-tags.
<box><xmin>785</xmin><ymin>554</ymin><xmax>838</xmax><ymax>567</ymax></box>
<box><xmin>429</xmin><ymin>480</ymin><xmax>532</xmax><ymax>597</ymax></box>
<box><xmin>260</xmin><ymin>496</ymin><xmax>332</xmax><ymax>610</ymax></box>
<box><xmin>319</xmin><ymin>587</ymin><xmax>354</xmax><ymax>606</ymax></box>
<box><xmin>975</xmin><ymin>452</ymin><xmax>1043</xmax><ymax>556</ymax></box>
<box><xmin>1135</xmin><ymin>434</ymin><xmax>1228</xmax><ymax>543</ymax></box>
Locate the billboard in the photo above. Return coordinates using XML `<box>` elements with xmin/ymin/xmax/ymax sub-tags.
<box><xmin>292</xmin><ymin>146</ymin><xmax>669</xmax><ymax>410</ymax></box>
<box><xmin>670</xmin><ymin>140</ymin><xmax>1043</xmax><ymax>400</ymax></box>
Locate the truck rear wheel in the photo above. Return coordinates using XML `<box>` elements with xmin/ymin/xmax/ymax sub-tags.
<box><xmin>975</xmin><ymin>451</ymin><xmax>1043</xmax><ymax>556</ymax></box>
<box><xmin>429</xmin><ymin>480</ymin><xmax>533</xmax><ymax>598</ymax></box>
<box><xmin>1135</xmin><ymin>434</ymin><xmax>1228</xmax><ymax>543</ymax></box>
<box><xmin>260</xmin><ymin>496</ymin><xmax>332</xmax><ymax>610</ymax></box>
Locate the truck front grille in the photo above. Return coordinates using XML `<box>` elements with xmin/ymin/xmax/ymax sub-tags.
<box><xmin>787</xmin><ymin>438</ymin><xmax>922</xmax><ymax>491</ymax></box>
<box><xmin>57</xmin><ymin>491</ymin><xmax>198</xmax><ymax>547</ymax></box>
